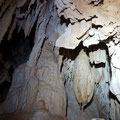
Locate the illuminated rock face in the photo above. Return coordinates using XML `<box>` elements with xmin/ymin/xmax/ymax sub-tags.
<box><xmin>55</xmin><ymin>0</ymin><xmax>120</xmax><ymax>108</ymax></box>
<box><xmin>55</xmin><ymin>0</ymin><xmax>120</xmax><ymax>103</ymax></box>
<box><xmin>55</xmin><ymin>0</ymin><xmax>120</xmax><ymax>48</ymax></box>
<box><xmin>55</xmin><ymin>0</ymin><xmax>120</xmax><ymax>119</ymax></box>
<box><xmin>1</xmin><ymin>0</ymin><xmax>120</xmax><ymax>120</ymax></box>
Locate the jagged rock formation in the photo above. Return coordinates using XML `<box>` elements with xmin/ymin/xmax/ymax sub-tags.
<box><xmin>55</xmin><ymin>0</ymin><xmax>120</xmax><ymax>103</ymax></box>
<box><xmin>1</xmin><ymin>0</ymin><xmax>120</xmax><ymax>120</ymax></box>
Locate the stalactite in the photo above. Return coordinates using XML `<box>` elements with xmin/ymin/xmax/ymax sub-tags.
<box><xmin>73</xmin><ymin>49</ymin><xmax>94</xmax><ymax>108</ymax></box>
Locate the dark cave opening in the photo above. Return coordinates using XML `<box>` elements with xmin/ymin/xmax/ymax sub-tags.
<box><xmin>0</xmin><ymin>23</ymin><xmax>35</xmax><ymax>103</ymax></box>
<box><xmin>60</xmin><ymin>15</ymin><xmax>70</xmax><ymax>26</ymax></box>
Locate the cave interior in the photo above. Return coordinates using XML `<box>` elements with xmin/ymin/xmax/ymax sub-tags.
<box><xmin>0</xmin><ymin>0</ymin><xmax>120</xmax><ymax>120</ymax></box>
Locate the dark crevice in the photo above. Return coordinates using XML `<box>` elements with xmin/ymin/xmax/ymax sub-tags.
<box><xmin>109</xmin><ymin>92</ymin><xmax>120</xmax><ymax>104</ymax></box>
<box><xmin>87</xmin><ymin>42</ymin><xmax>107</xmax><ymax>52</ymax></box>
<box><xmin>30</xmin><ymin>0</ymin><xmax>37</xmax><ymax>14</ymax></box>
<box><xmin>90</xmin><ymin>62</ymin><xmax>105</xmax><ymax>68</ymax></box>
<box><xmin>0</xmin><ymin>81</ymin><xmax>11</xmax><ymax>103</ymax></box>
<box><xmin>39</xmin><ymin>0</ymin><xmax>44</xmax><ymax>3</ymax></box>
<box><xmin>92</xmin><ymin>23</ymin><xmax>103</xmax><ymax>29</ymax></box>
<box><xmin>59</xmin><ymin>42</ymin><xmax>84</xmax><ymax>60</ymax></box>
<box><xmin>0</xmin><ymin>19</ymin><xmax>36</xmax><ymax>103</ymax></box>
<box><xmin>88</xmin><ymin>0</ymin><xmax>104</xmax><ymax>6</ymax></box>
<box><xmin>20</xmin><ymin>0</ymin><xmax>31</xmax><ymax>13</ymax></box>
<box><xmin>60</xmin><ymin>15</ymin><xmax>70</xmax><ymax>26</ymax></box>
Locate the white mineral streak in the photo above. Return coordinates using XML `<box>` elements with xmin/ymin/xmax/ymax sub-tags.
<box><xmin>89</xmin><ymin>49</ymin><xmax>106</xmax><ymax>64</ymax></box>
<box><xmin>73</xmin><ymin>50</ymin><xmax>94</xmax><ymax>107</ymax></box>
<box><xmin>109</xmin><ymin>43</ymin><xmax>120</xmax><ymax>101</ymax></box>
<box><xmin>83</xmin><ymin>36</ymin><xmax>100</xmax><ymax>47</ymax></box>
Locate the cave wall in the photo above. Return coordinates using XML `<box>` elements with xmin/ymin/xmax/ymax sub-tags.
<box><xmin>0</xmin><ymin>0</ymin><xmax>120</xmax><ymax>120</ymax></box>
<box><xmin>0</xmin><ymin>0</ymin><xmax>66</xmax><ymax>119</ymax></box>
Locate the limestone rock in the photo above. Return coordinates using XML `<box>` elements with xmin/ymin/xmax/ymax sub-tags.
<box><xmin>3</xmin><ymin>41</ymin><xmax>66</xmax><ymax>117</ymax></box>
<box><xmin>73</xmin><ymin>49</ymin><xmax>94</xmax><ymax>107</ymax></box>
<box><xmin>65</xmin><ymin>78</ymin><xmax>99</xmax><ymax>120</ymax></box>
<box><xmin>110</xmin><ymin>99</ymin><xmax>120</xmax><ymax>120</ymax></box>
<box><xmin>89</xmin><ymin>49</ymin><xmax>106</xmax><ymax>64</ymax></box>
<box><xmin>56</xmin><ymin>21</ymin><xmax>91</xmax><ymax>49</ymax></box>
<box><xmin>108</xmin><ymin>43</ymin><xmax>120</xmax><ymax>101</ymax></box>
<box><xmin>62</xmin><ymin>56</ymin><xmax>99</xmax><ymax>120</ymax></box>
<box><xmin>111</xmin><ymin>43</ymin><xmax>120</xmax><ymax>69</ymax></box>
<box><xmin>55</xmin><ymin>0</ymin><xmax>120</xmax><ymax>49</ymax></box>
<box><xmin>36</xmin><ymin>42</ymin><xmax>66</xmax><ymax>116</ymax></box>
<box><xmin>1</xmin><ymin>0</ymin><xmax>120</xmax><ymax>120</ymax></box>
<box><xmin>94</xmin><ymin>61</ymin><xmax>110</xmax><ymax>119</ymax></box>
<box><xmin>110</xmin><ymin>66</ymin><xmax>120</xmax><ymax>101</ymax></box>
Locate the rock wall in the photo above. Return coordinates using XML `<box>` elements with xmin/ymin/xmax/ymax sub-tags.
<box><xmin>3</xmin><ymin>41</ymin><xmax>66</xmax><ymax>117</ymax></box>
<box><xmin>0</xmin><ymin>0</ymin><xmax>66</xmax><ymax>119</ymax></box>
<box><xmin>1</xmin><ymin>0</ymin><xmax>120</xmax><ymax>120</ymax></box>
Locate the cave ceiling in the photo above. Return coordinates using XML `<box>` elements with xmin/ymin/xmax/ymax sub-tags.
<box><xmin>55</xmin><ymin>0</ymin><xmax>120</xmax><ymax>48</ymax></box>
